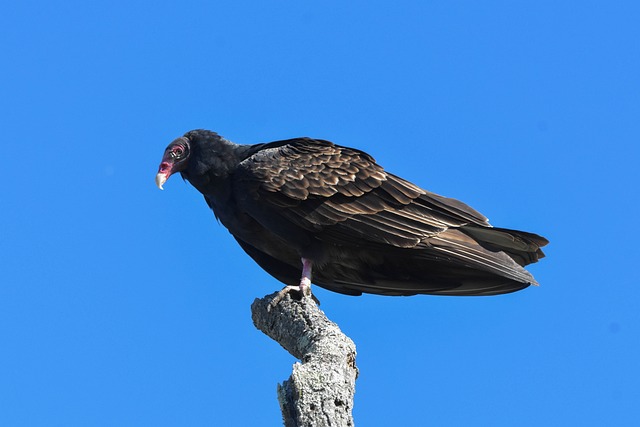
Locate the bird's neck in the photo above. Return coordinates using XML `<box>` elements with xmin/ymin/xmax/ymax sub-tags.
<box><xmin>183</xmin><ymin>141</ymin><xmax>258</xmax><ymax>202</ymax></box>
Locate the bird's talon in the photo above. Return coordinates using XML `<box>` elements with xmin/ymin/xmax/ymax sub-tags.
<box><xmin>268</xmin><ymin>285</ymin><xmax>298</xmax><ymax>311</ymax></box>
<box><xmin>267</xmin><ymin>283</ymin><xmax>318</xmax><ymax>311</ymax></box>
<box><xmin>310</xmin><ymin>293</ymin><xmax>321</xmax><ymax>306</ymax></box>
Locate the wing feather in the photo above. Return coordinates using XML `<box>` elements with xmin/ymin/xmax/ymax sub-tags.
<box><xmin>234</xmin><ymin>138</ymin><xmax>493</xmax><ymax>250</ymax></box>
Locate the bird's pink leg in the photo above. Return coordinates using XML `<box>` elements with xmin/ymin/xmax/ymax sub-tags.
<box><xmin>299</xmin><ymin>257</ymin><xmax>313</xmax><ymax>290</ymax></box>
<box><xmin>268</xmin><ymin>258</ymin><xmax>315</xmax><ymax>310</ymax></box>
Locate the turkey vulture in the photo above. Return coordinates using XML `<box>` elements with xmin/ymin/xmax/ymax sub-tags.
<box><xmin>156</xmin><ymin>129</ymin><xmax>547</xmax><ymax>302</ymax></box>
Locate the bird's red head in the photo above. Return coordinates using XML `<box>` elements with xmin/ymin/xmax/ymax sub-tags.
<box><xmin>155</xmin><ymin>137</ymin><xmax>191</xmax><ymax>190</ymax></box>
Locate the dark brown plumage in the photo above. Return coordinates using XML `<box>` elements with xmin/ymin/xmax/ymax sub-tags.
<box><xmin>156</xmin><ymin>129</ymin><xmax>547</xmax><ymax>298</ymax></box>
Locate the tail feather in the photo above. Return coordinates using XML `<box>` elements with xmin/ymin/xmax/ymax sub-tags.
<box><xmin>460</xmin><ymin>226</ymin><xmax>548</xmax><ymax>266</ymax></box>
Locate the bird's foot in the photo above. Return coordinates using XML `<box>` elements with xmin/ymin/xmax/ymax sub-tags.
<box><xmin>268</xmin><ymin>279</ymin><xmax>319</xmax><ymax>311</ymax></box>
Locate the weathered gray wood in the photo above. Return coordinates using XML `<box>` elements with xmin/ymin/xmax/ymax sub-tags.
<box><xmin>251</xmin><ymin>292</ymin><xmax>358</xmax><ymax>427</ymax></box>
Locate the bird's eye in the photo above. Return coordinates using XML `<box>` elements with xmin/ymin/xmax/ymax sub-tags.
<box><xmin>172</xmin><ymin>147</ymin><xmax>184</xmax><ymax>158</ymax></box>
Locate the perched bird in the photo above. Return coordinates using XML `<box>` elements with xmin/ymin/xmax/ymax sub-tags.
<box><xmin>156</xmin><ymin>129</ymin><xmax>547</xmax><ymax>303</ymax></box>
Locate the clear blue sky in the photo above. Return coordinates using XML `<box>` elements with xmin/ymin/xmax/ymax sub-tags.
<box><xmin>2</xmin><ymin>1</ymin><xmax>639</xmax><ymax>425</ymax></box>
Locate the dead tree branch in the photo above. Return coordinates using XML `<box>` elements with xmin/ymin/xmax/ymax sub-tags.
<box><xmin>251</xmin><ymin>292</ymin><xmax>358</xmax><ymax>427</ymax></box>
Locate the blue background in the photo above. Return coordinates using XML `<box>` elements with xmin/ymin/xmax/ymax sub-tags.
<box><xmin>2</xmin><ymin>1</ymin><xmax>639</xmax><ymax>425</ymax></box>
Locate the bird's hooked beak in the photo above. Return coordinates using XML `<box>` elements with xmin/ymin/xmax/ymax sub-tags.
<box><xmin>156</xmin><ymin>160</ymin><xmax>173</xmax><ymax>190</ymax></box>
<box><xmin>155</xmin><ymin>162</ymin><xmax>172</xmax><ymax>190</ymax></box>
